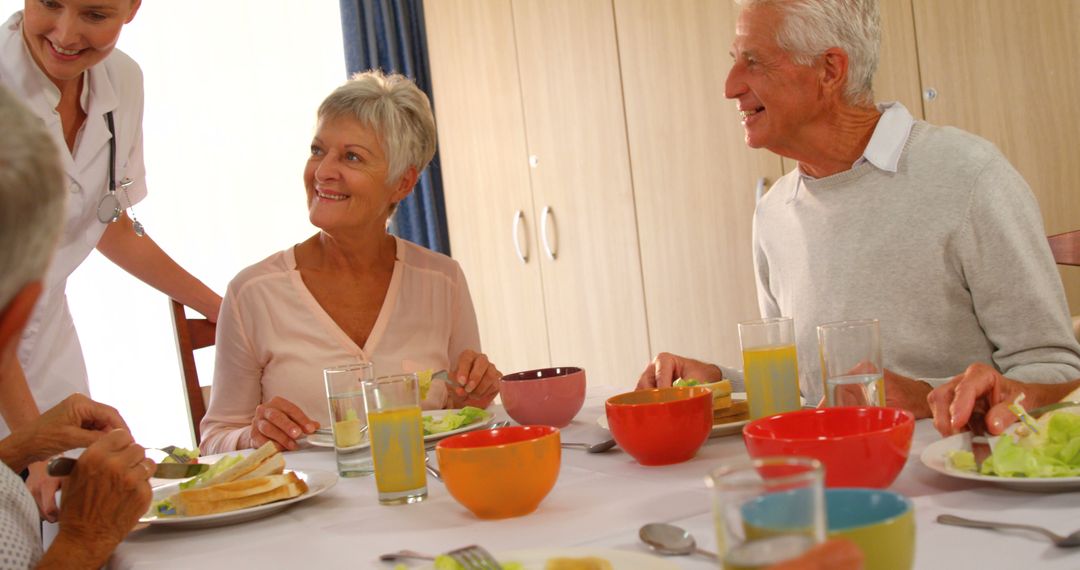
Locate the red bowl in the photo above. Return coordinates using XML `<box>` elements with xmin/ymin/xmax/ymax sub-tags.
<box><xmin>605</xmin><ymin>387</ymin><xmax>712</xmax><ymax>466</ymax></box>
<box><xmin>500</xmin><ymin>367</ymin><xmax>586</xmax><ymax>428</ymax></box>
<box><xmin>742</xmin><ymin>407</ymin><xmax>915</xmax><ymax>488</ymax></box>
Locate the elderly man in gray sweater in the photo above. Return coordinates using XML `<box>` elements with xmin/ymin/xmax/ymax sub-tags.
<box><xmin>637</xmin><ymin>0</ymin><xmax>1080</xmax><ymax>421</ymax></box>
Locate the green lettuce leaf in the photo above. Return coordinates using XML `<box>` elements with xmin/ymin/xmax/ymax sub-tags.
<box><xmin>983</xmin><ymin>412</ymin><xmax>1080</xmax><ymax>478</ymax></box>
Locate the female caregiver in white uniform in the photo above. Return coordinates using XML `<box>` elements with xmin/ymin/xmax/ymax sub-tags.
<box><xmin>0</xmin><ymin>0</ymin><xmax>221</xmax><ymax>521</ymax></box>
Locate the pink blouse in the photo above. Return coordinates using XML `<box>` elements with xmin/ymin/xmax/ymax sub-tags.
<box><xmin>199</xmin><ymin>237</ymin><xmax>481</xmax><ymax>454</ymax></box>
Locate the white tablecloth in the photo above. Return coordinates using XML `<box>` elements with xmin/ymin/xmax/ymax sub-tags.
<box><xmin>110</xmin><ymin>387</ymin><xmax>1080</xmax><ymax>568</ymax></box>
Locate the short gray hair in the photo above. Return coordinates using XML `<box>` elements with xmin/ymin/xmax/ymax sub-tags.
<box><xmin>318</xmin><ymin>70</ymin><xmax>437</xmax><ymax>186</ymax></box>
<box><xmin>0</xmin><ymin>86</ymin><xmax>64</xmax><ymax>309</ymax></box>
<box><xmin>737</xmin><ymin>0</ymin><xmax>880</xmax><ymax>106</ymax></box>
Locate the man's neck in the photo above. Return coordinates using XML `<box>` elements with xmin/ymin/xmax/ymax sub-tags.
<box><xmin>790</xmin><ymin>104</ymin><xmax>882</xmax><ymax>179</ymax></box>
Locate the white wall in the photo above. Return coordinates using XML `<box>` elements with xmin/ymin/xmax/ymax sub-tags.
<box><xmin>1</xmin><ymin>1</ymin><xmax>346</xmax><ymax>447</ymax></box>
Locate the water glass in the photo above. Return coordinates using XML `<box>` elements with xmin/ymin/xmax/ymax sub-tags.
<box><xmin>707</xmin><ymin>457</ymin><xmax>825</xmax><ymax>570</ymax></box>
<box><xmin>817</xmin><ymin>319</ymin><xmax>885</xmax><ymax>407</ymax></box>
<box><xmin>362</xmin><ymin>373</ymin><xmax>427</xmax><ymax>505</ymax></box>
<box><xmin>324</xmin><ymin>363</ymin><xmax>375</xmax><ymax>477</ymax></box>
<box><xmin>738</xmin><ymin>317</ymin><xmax>801</xmax><ymax>420</ymax></box>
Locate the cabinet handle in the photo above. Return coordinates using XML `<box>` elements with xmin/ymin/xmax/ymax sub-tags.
<box><xmin>512</xmin><ymin>210</ymin><xmax>528</xmax><ymax>263</ymax></box>
<box><xmin>755</xmin><ymin>177</ymin><xmax>767</xmax><ymax>204</ymax></box>
<box><xmin>541</xmin><ymin>206</ymin><xmax>558</xmax><ymax>260</ymax></box>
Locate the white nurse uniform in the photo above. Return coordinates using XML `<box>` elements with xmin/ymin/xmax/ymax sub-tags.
<box><xmin>0</xmin><ymin>11</ymin><xmax>148</xmax><ymax>437</ymax></box>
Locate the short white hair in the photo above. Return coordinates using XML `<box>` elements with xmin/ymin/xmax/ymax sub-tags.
<box><xmin>318</xmin><ymin>70</ymin><xmax>437</xmax><ymax>186</ymax></box>
<box><xmin>0</xmin><ymin>86</ymin><xmax>65</xmax><ymax>308</ymax></box>
<box><xmin>737</xmin><ymin>0</ymin><xmax>880</xmax><ymax>106</ymax></box>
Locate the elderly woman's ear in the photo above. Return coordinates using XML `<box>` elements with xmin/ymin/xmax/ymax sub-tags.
<box><xmin>391</xmin><ymin>166</ymin><xmax>420</xmax><ymax>204</ymax></box>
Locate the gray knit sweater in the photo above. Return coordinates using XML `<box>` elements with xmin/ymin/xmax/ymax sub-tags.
<box><xmin>752</xmin><ymin>121</ymin><xmax>1080</xmax><ymax>404</ymax></box>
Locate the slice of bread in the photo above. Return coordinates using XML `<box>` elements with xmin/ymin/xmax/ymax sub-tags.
<box><xmin>197</xmin><ymin>441</ymin><xmax>280</xmax><ymax>488</ymax></box>
<box><xmin>714</xmin><ymin>400</ymin><xmax>750</xmax><ymax>424</ymax></box>
<box><xmin>177</xmin><ymin>472</ymin><xmax>297</xmax><ymax>504</ymax></box>
<box><xmin>177</xmin><ymin>474</ymin><xmax>308</xmax><ymax>517</ymax></box>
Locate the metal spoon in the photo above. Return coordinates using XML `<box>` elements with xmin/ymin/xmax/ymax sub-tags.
<box><xmin>424</xmin><ymin>453</ymin><xmax>442</xmax><ymax>481</ymax></box>
<box><xmin>639</xmin><ymin>522</ymin><xmax>719</xmax><ymax>560</ymax></box>
<box><xmin>561</xmin><ymin>438</ymin><xmax>617</xmax><ymax>453</ymax></box>
<box><xmin>937</xmin><ymin>514</ymin><xmax>1080</xmax><ymax>547</ymax></box>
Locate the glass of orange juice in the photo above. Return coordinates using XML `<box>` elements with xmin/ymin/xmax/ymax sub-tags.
<box><xmin>362</xmin><ymin>373</ymin><xmax>427</xmax><ymax>505</ymax></box>
<box><xmin>738</xmin><ymin>317</ymin><xmax>800</xmax><ymax>420</ymax></box>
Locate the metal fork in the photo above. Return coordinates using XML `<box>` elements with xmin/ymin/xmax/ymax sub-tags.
<box><xmin>447</xmin><ymin>545</ymin><xmax>504</xmax><ymax>570</ymax></box>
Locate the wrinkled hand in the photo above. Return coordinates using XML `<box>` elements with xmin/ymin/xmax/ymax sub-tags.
<box><xmin>768</xmin><ymin>538</ymin><xmax>863</xmax><ymax>570</ymax></box>
<box><xmin>5</xmin><ymin>394</ymin><xmax>127</xmax><ymax>470</ymax></box>
<box><xmin>250</xmin><ymin>396</ymin><xmax>319</xmax><ymax>451</ymax></box>
<box><xmin>448</xmin><ymin>350</ymin><xmax>501</xmax><ymax>408</ymax></box>
<box><xmin>26</xmin><ymin>461</ymin><xmax>62</xmax><ymax>523</ymax></box>
<box><xmin>50</xmin><ymin>429</ymin><xmax>153</xmax><ymax>567</ymax></box>
<box><xmin>883</xmin><ymin>369</ymin><xmax>932</xmax><ymax>419</ymax></box>
<box><xmin>636</xmin><ymin>352</ymin><xmax>723</xmax><ymax>390</ymax></box>
<box><xmin>927</xmin><ymin>363</ymin><xmax>1033</xmax><ymax>437</ymax></box>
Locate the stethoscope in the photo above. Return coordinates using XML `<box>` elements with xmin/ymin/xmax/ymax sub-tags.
<box><xmin>95</xmin><ymin>111</ymin><xmax>145</xmax><ymax>236</ymax></box>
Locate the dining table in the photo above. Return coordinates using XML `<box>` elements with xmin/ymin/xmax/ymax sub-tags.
<box><xmin>110</xmin><ymin>385</ymin><xmax>1080</xmax><ymax>569</ymax></box>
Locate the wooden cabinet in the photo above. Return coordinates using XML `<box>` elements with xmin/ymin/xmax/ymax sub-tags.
<box><xmin>424</xmin><ymin>0</ymin><xmax>650</xmax><ymax>386</ymax></box>
<box><xmin>614</xmin><ymin>0</ymin><xmax>780</xmax><ymax>368</ymax></box>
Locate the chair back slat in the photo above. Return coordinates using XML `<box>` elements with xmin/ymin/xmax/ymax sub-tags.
<box><xmin>169</xmin><ymin>299</ymin><xmax>215</xmax><ymax>445</ymax></box>
<box><xmin>1049</xmin><ymin>230</ymin><xmax>1080</xmax><ymax>266</ymax></box>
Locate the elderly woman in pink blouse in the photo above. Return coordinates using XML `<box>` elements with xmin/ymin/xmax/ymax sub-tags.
<box><xmin>199</xmin><ymin>71</ymin><xmax>501</xmax><ymax>454</ymax></box>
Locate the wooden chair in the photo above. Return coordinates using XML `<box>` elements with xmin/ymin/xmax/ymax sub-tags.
<box><xmin>1049</xmin><ymin>230</ymin><xmax>1080</xmax><ymax>267</ymax></box>
<box><xmin>170</xmin><ymin>299</ymin><xmax>216</xmax><ymax>445</ymax></box>
<box><xmin>1048</xmin><ymin>230</ymin><xmax>1080</xmax><ymax>341</ymax></box>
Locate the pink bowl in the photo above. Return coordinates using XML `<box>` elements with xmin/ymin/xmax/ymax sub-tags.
<box><xmin>742</xmin><ymin>406</ymin><xmax>915</xmax><ymax>488</ymax></box>
<box><xmin>500</xmin><ymin>367</ymin><xmax>586</xmax><ymax>428</ymax></box>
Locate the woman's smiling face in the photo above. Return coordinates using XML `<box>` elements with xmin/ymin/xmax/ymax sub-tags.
<box><xmin>21</xmin><ymin>0</ymin><xmax>141</xmax><ymax>87</ymax></box>
<box><xmin>305</xmin><ymin>114</ymin><xmax>410</xmax><ymax>235</ymax></box>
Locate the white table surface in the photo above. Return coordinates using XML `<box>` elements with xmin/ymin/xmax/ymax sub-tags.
<box><xmin>110</xmin><ymin>387</ymin><xmax>1080</xmax><ymax>568</ymax></box>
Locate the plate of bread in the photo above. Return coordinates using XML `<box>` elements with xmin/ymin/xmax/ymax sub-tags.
<box><xmin>141</xmin><ymin>442</ymin><xmax>336</xmax><ymax>529</ymax></box>
<box><xmin>598</xmin><ymin>380</ymin><xmax>750</xmax><ymax>438</ymax></box>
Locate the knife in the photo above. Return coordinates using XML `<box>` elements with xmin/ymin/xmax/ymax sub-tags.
<box><xmin>968</xmin><ymin>398</ymin><xmax>991</xmax><ymax>471</ymax></box>
<box><xmin>46</xmin><ymin>457</ymin><xmax>209</xmax><ymax>479</ymax></box>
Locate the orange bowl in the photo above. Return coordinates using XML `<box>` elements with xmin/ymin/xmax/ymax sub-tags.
<box><xmin>742</xmin><ymin>407</ymin><xmax>915</xmax><ymax>488</ymax></box>
<box><xmin>605</xmin><ymin>387</ymin><xmax>712</xmax><ymax>466</ymax></box>
<box><xmin>435</xmin><ymin>425</ymin><xmax>560</xmax><ymax>519</ymax></box>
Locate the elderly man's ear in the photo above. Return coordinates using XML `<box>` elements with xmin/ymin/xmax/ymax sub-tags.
<box><xmin>819</xmin><ymin>47</ymin><xmax>849</xmax><ymax>98</ymax></box>
<box><xmin>0</xmin><ymin>282</ymin><xmax>42</xmax><ymax>359</ymax></box>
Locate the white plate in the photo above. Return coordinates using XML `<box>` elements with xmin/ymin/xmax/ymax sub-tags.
<box><xmin>306</xmin><ymin>409</ymin><xmax>494</xmax><ymax>449</ymax></box>
<box><xmin>140</xmin><ymin>469</ymin><xmax>337</xmax><ymax>528</ymax></box>
<box><xmin>421</xmin><ymin>547</ymin><xmax>678</xmax><ymax>569</ymax></box>
<box><xmin>921</xmin><ymin>433</ymin><xmax>1080</xmax><ymax>492</ymax></box>
<box><xmin>597</xmin><ymin>393</ymin><xmax>749</xmax><ymax>438</ymax></box>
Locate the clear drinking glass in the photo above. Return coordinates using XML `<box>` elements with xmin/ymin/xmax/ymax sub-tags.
<box><xmin>817</xmin><ymin>319</ymin><xmax>885</xmax><ymax>407</ymax></box>
<box><xmin>707</xmin><ymin>457</ymin><xmax>826</xmax><ymax>570</ymax></box>
<box><xmin>738</xmin><ymin>317</ymin><xmax>801</xmax><ymax>420</ymax></box>
<box><xmin>324</xmin><ymin>362</ymin><xmax>375</xmax><ymax>477</ymax></box>
<box><xmin>362</xmin><ymin>373</ymin><xmax>427</xmax><ymax>505</ymax></box>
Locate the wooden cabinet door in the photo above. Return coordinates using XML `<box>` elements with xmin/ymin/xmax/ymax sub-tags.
<box><xmin>511</xmin><ymin>0</ymin><xmax>652</xmax><ymax>387</ymax></box>
<box><xmin>876</xmin><ymin>0</ymin><xmax>924</xmax><ymax>118</ymax></box>
<box><xmin>424</xmin><ymin>0</ymin><xmax>551</xmax><ymax>373</ymax></box>
<box><xmin>614</xmin><ymin>0</ymin><xmax>784</xmax><ymax>368</ymax></box>
<box><xmin>912</xmin><ymin>0</ymin><xmax>1080</xmax><ymax>312</ymax></box>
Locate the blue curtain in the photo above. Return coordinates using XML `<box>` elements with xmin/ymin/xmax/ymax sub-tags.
<box><xmin>338</xmin><ymin>0</ymin><xmax>450</xmax><ymax>255</ymax></box>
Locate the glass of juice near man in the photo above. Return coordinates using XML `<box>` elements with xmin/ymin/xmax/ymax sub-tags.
<box><xmin>362</xmin><ymin>373</ymin><xmax>427</xmax><ymax>505</ymax></box>
<box><xmin>738</xmin><ymin>317</ymin><xmax>801</xmax><ymax>420</ymax></box>
<box><xmin>324</xmin><ymin>362</ymin><xmax>375</xmax><ymax>477</ymax></box>
<box><xmin>817</xmin><ymin>319</ymin><xmax>885</xmax><ymax>407</ymax></box>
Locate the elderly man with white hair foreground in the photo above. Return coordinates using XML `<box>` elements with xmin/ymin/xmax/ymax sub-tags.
<box><xmin>637</xmin><ymin>0</ymin><xmax>1080</xmax><ymax>421</ymax></box>
<box><xmin>0</xmin><ymin>85</ymin><xmax>153</xmax><ymax>568</ymax></box>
